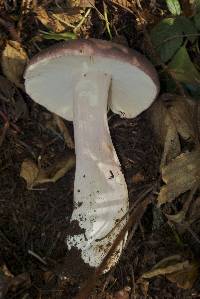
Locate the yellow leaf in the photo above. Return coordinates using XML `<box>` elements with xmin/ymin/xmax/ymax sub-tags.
<box><xmin>1</xmin><ymin>41</ymin><xmax>28</xmax><ymax>88</ymax></box>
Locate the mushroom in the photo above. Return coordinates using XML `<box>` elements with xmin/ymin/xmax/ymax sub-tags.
<box><xmin>24</xmin><ymin>39</ymin><xmax>159</xmax><ymax>273</ymax></box>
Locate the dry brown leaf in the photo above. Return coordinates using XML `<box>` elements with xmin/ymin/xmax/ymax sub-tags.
<box><xmin>157</xmin><ymin>150</ymin><xmax>200</xmax><ymax>206</ymax></box>
<box><xmin>36</xmin><ymin>153</ymin><xmax>75</xmax><ymax>184</ymax></box>
<box><xmin>1</xmin><ymin>41</ymin><xmax>28</xmax><ymax>88</ymax></box>
<box><xmin>142</xmin><ymin>255</ymin><xmax>199</xmax><ymax>289</ymax></box>
<box><xmin>108</xmin><ymin>0</ymin><xmax>132</xmax><ymax>9</ymax></box>
<box><xmin>168</xmin><ymin>96</ymin><xmax>196</xmax><ymax>142</ymax></box>
<box><xmin>67</xmin><ymin>0</ymin><xmax>95</xmax><ymax>7</ymax></box>
<box><xmin>20</xmin><ymin>154</ymin><xmax>75</xmax><ymax>188</ymax></box>
<box><xmin>142</xmin><ymin>255</ymin><xmax>188</xmax><ymax>279</ymax></box>
<box><xmin>167</xmin><ymin>261</ymin><xmax>199</xmax><ymax>289</ymax></box>
<box><xmin>150</xmin><ymin>96</ymin><xmax>181</xmax><ymax>167</ymax></box>
<box><xmin>20</xmin><ymin>159</ymin><xmax>39</xmax><ymax>189</ymax></box>
<box><xmin>36</xmin><ymin>6</ymin><xmax>81</xmax><ymax>32</ymax></box>
<box><xmin>54</xmin><ymin>114</ymin><xmax>74</xmax><ymax>149</ymax></box>
<box><xmin>150</xmin><ymin>95</ymin><xmax>196</xmax><ymax>168</ymax></box>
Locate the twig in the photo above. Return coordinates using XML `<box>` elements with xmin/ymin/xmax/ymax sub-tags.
<box><xmin>28</xmin><ymin>249</ymin><xmax>47</xmax><ymax>265</ymax></box>
<box><xmin>74</xmin><ymin>8</ymin><xmax>91</xmax><ymax>33</ymax></box>
<box><xmin>103</xmin><ymin>2</ymin><xmax>112</xmax><ymax>40</ymax></box>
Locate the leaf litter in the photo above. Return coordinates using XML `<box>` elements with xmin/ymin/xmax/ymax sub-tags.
<box><xmin>141</xmin><ymin>254</ymin><xmax>199</xmax><ymax>289</ymax></box>
<box><xmin>20</xmin><ymin>153</ymin><xmax>75</xmax><ymax>189</ymax></box>
<box><xmin>1</xmin><ymin>40</ymin><xmax>28</xmax><ymax>89</ymax></box>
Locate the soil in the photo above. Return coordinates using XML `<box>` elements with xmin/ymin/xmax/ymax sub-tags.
<box><xmin>0</xmin><ymin>1</ymin><xmax>200</xmax><ymax>298</ymax></box>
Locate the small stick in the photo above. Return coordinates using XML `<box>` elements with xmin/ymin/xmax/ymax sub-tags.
<box><xmin>28</xmin><ymin>249</ymin><xmax>47</xmax><ymax>265</ymax></box>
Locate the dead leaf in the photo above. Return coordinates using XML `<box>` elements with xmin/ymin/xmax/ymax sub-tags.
<box><xmin>149</xmin><ymin>96</ymin><xmax>181</xmax><ymax>167</ymax></box>
<box><xmin>67</xmin><ymin>0</ymin><xmax>95</xmax><ymax>7</ymax></box>
<box><xmin>165</xmin><ymin>210</ymin><xmax>186</xmax><ymax>224</ymax></box>
<box><xmin>157</xmin><ymin>149</ymin><xmax>200</xmax><ymax>206</ymax></box>
<box><xmin>1</xmin><ymin>41</ymin><xmax>28</xmax><ymax>88</ymax></box>
<box><xmin>168</xmin><ymin>96</ymin><xmax>196</xmax><ymax>142</ymax></box>
<box><xmin>37</xmin><ymin>153</ymin><xmax>75</xmax><ymax>184</ymax></box>
<box><xmin>36</xmin><ymin>6</ymin><xmax>82</xmax><ymax>32</ymax></box>
<box><xmin>20</xmin><ymin>154</ymin><xmax>75</xmax><ymax>188</ymax></box>
<box><xmin>150</xmin><ymin>94</ymin><xmax>196</xmax><ymax>168</ymax></box>
<box><xmin>167</xmin><ymin>261</ymin><xmax>199</xmax><ymax>289</ymax></box>
<box><xmin>54</xmin><ymin>114</ymin><xmax>74</xmax><ymax>149</ymax></box>
<box><xmin>142</xmin><ymin>255</ymin><xmax>199</xmax><ymax>289</ymax></box>
<box><xmin>108</xmin><ymin>0</ymin><xmax>132</xmax><ymax>9</ymax></box>
<box><xmin>142</xmin><ymin>255</ymin><xmax>188</xmax><ymax>278</ymax></box>
<box><xmin>20</xmin><ymin>159</ymin><xmax>39</xmax><ymax>189</ymax></box>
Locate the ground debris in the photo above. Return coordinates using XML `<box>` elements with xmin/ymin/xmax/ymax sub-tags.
<box><xmin>1</xmin><ymin>40</ymin><xmax>28</xmax><ymax>89</ymax></box>
<box><xmin>20</xmin><ymin>153</ymin><xmax>75</xmax><ymax>189</ymax></box>
<box><xmin>157</xmin><ymin>149</ymin><xmax>200</xmax><ymax>206</ymax></box>
<box><xmin>141</xmin><ymin>254</ymin><xmax>199</xmax><ymax>289</ymax></box>
<box><xmin>35</xmin><ymin>5</ymin><xmax>82</xmax><ymax>32</ymax></box>
<box><xmin>150</xmin><ymin>94</ymin><xmax>196</xmax><ymax>168</ymax></box>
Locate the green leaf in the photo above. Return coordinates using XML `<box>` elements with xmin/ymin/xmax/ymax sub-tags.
<box><xmin>168</xmin><ymin>46</ymin><xmax>200</xmax><ymax>84</ymax></box>
<box><xmin>151</xmin><ymin>18</ymin><xmax>182</xmax><ymax>62</ymax></box>
<box><xmin>166</xmin><ymin>0</ymin><xmax>181</xmax><ymax>15</ymax></box>
<box><xmin>194</xmin><ymin>13</ymin><xmax>200</xmax><ymax>30</ymax></box>
<box><xmin>175</xmin><ymin>16</ymin><xmax>198</xmax><ymax>43</ymax></box>
<box><xmin>39</xmin><ymin>30</ymin><xmax>77</xmax><ymax>41</ymax></box>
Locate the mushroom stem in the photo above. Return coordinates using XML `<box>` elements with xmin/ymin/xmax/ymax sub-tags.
<box><xmin>66</xmin><ymin>71</ymin><xmax>129</xmax><ymax>270</ymax></box>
